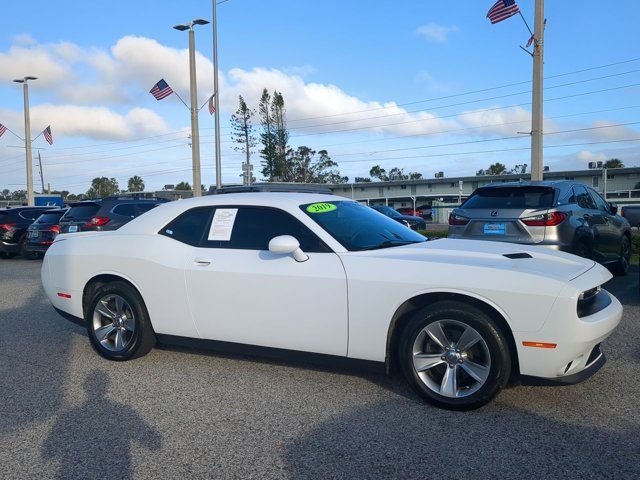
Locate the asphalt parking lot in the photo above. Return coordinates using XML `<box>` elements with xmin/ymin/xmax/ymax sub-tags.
<box><xmin>1</xmin><ymin>258</ymin><xmax>639</xmax><ymax>480</ymax></box>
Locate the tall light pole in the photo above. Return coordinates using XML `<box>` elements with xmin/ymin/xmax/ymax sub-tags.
<box><xmin>174</xmin><ymin>19</ymin><xmax>210</xmax><ymax>197</ymax></box>
<box><xmin>13</xmin><ymin>76</ymin><xmax>37</xmax><ymax>206</ymax></box>
<box><xmin>212</xmin><ymin>0</ymin><xmax>222</xmax><ymax>189</ymax></box>
<box><xmin>530</xmin><ymin>0</ymin><xmax>545</xmax><ymax>181</ymax></box>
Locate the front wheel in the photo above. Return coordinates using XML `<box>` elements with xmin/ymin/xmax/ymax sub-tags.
<box><xmin>399</xmin><ymin>300</ymin><xmax>511</xmax><ymax>410</ymax></box>
<box><xmin>610</xmin><ymin>235</ymin><xmax>631</xmax><ymax>276</ymax></box>
<box><xmin>86</xmin><ymin>281</ymin><xmax>156</xmax><ymax>360</ymax></box>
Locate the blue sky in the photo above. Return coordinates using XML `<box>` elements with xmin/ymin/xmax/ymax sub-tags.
<box><xmin>1</xmin><ymin>0</ymin><xmax>639</xmax><ymax>193</ymax></box>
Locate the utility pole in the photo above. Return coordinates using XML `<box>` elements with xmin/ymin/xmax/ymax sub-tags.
<box><xmin>37</xmin><ymin>151</ymin><xmax>45</xmax><ymax>193</ymax></box>
<box><xmin>14</xmin><ymin>76</ymin><xmax>37</xmax><ymax>206</ymax></box>
<box><xmin>188</xmin><ymin>28</ymin><xmax>202</xmax><ymax>197</ymax></box>
<box><xmin>173</xmin><ymin>19</ymin><xmax>209</xmax><ymax>197</ymax></box>
<box><xmin>530</xmin><ymin>0</ymin><xmax>545</xmax><ymax>181</ymax></box>
<box><xmin>212</xmin><ymin>0</ymin><xmax>222</xmax><ymax>189</ymax></box>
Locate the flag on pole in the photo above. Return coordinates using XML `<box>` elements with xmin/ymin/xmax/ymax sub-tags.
<box><xmin>526</xmin><ymin>33</ymin><xmax>535</xmax><ymax>48</ymax></box>
<box><xmin>486</xmin><ymin>0</ymin><xmax>520</xmax><ymax>24</ymax></box>
<box><xmin>208</xmin><ymin>94</ymin><xmax>216</xmax><ymax>115</ymax></box>
<box><xmin>0</xmin><ymin>123</ymin><xmax>6</xmax><ymax>138</ymax></box>
<box><xmin>149</xmin><ymin>79</ymin><xmax>174</xmax><ymax>100</ymax></box>
<box><xmin>43</xmin><ymin>126</ymin><xmax>53</xmax><ymax>145</ymax></box>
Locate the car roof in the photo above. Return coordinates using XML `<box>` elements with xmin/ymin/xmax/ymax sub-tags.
<box><xmin>479</xmin><ymin>180</ymin><xmax>574</xmax><ymax>189</ymax></box>
<box><xmin>120</xmin><ymin>192</ymin><xmax>348</xmax><ymax>234</ymax></box>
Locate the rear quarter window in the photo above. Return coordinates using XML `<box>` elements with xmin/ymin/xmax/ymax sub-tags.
<box><xmin>64</xmin><ymin>204</ymin><xmax>101</xmax><ymax>220</ymax></box>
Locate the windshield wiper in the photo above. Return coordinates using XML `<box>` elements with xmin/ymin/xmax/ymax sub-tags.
<box><xmin>359</xmin><ymin>240</ymin><xmax>424</xmax><ymax>251</ymax></box>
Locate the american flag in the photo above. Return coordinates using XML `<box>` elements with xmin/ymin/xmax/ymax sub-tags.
<box><xmin>0</xmin><ymin>123</ymin><xmax>6</xmax><ymax>138</ymax></box>
<box><xmin>526</xmin><ymin>33</ymin><xmax>535</xmax><ymax>48</ymax></box>
<box><xmin>487</xmin><ymin>0</ymin><xmax>520</xmax><ymax>24</ymax></box>
<box><xmin>150</xmin><ymin>79</ymin><xmax>174</xmax><ymax>100</ymax></box>
<box><xmin>208</xmin><ymin>94</ymin><xmax>216</xmax><ymax>115</ymax></box>
<box><xmin>43</xmin><ymin>125</ymin><xmax>53</xmax><ymax>145</ymax></box>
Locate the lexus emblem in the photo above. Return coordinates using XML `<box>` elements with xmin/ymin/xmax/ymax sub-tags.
<box><xmin>490</xmin><ymin>210</ymin><xmax>499</xmax><ymax>217</ymax></box>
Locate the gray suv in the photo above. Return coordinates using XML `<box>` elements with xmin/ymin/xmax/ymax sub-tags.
<box><xmin>448</xmin><ymin>181</ymin><xmax>632</xmax><ymax>275</ymax></box>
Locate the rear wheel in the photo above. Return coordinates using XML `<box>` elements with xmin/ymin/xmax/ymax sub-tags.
<box><xmin>399</xmin><ymin>300</ymin><xmax>511</xmax><ymax>410</ymax></box>
<box><xmin>85</xmin><ymin>281</ymin><xmax>156</xmax><ymax>360</ymax></box>
<box><xmin>611</xmin><ymin>235</ymin><xmax>631</xmax><ymax>276</ymax></box>
<box><xmin>19</xmin><ymin>237</ymin><xmax>37</xmax><ymax>260</ymax></box>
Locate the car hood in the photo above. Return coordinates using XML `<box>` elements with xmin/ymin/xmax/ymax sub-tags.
<box><xmin>354</xmin><ymin>238</ymin><xmax>597</xmax><ymax>282</ymax></box>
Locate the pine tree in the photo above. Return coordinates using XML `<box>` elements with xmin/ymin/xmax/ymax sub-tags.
<box><xmin>230</xmin><ymin>95</ymin><xmax>256</xmax><ymax>185</ymax></box>
<box><xmin>258</xmin><ymin>89</ymin><xmax>277</xmax><ymax>180</ymax></box>
<box><xmin>270</xmin><ymin>91</ymin><xmax>289</xmax><ymax>180</ymax></box>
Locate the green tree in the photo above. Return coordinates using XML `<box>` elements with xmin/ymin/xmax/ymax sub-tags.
<box><xmin>175</xmin><ymin>181</ymin><xmax>191</xmax><ymax>191</ymax></box>
<box><xmin>258</xmin><ymin>89</ymin><xmax>277</xmax><ymax>180</ymax></box>
<box><xmin>86</xmin><ymin>177</ymin><xmax>119</xmax><ymax>198</ymax></box>
<box><xmin>388</xmin><ymin>167</ymin><xmax>409</xmax><ymax>181</ymax></box>
<box><xmin>476</xmin><ymin>163</ymin><xmax>507</xmax><ymax>176</ymax></box>
<box><xmin>281</xmin><ymin>147</ymin><xmax>347</xmax><ymax>184</ymax></box>
<box><xmin>270</xmin><ymin>91</ymin><xmax>289</xmax><ymax>179</ymax></box>
<box><xmin>10</xmin><ymin>190</ymin><xmax>26</xmax><ymax>200</ymax></box>
<box><xmin>355</xmin><ymin>177</ymin><xmax>371</xmax><ymax>183</ymax></box>
<box><xmin>508</xmin><ymin>164</ymin><xmax>528</xmax><ymax>175</ymax></box>
<box><xmin>127</xmin><ymin>176</ymin><xmax>145</xmax><ymax>192</ymax></box>
<box><xmin>604</xmin><ymin>158</ymin><xmax>624</xmax><ymax>169</ymax></box>
<box><xmin>1</xmin><ymin>189</ymin><xmax>10</xmax><ymax>199</ymax></box>
<box><xmin>369</xmin><ymin>165</ymin><xmax>389</xmax><ymax>181</ymax></box>
<box><xmin>408</xmin><ymin>172</ymin><xmax>423</xmax><ymax>180</ymax></box>
<box><xmin>230</xmin><ymin>95</ymin><xmax>257</xmax><ymax>185</ymax></box>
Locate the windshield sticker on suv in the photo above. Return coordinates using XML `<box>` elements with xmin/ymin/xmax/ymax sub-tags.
<box><xmin>306</xmin><ymin>203</ymin><xmax>337</xmax><ymax>213</ymax></box>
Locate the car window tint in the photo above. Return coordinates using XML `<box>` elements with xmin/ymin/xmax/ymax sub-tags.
<box><xmin>112</xmin><ymin>204</ymin><xmax>138</xmax><ymax>217</ymax></box>
<box><xmin>160</xmin><ymin>207</ymin><xmax>213</xmax><ymax>246</ymax></box>
<box><xmin>35</xmin><ymin>212</ymin><xmax>65</xmax><ymax>224</ymax></box>
<box><xmin>20</xmin><ymin>209</ymin><xmax>46</xmax><ymax>220</ymax></box>
<box><xmin>588</xmin><ymin>189</ymin><xmax>610</xmax><ymax>213</ymax></box>
<box><xmin>557</xmin><ymin>187</ymin><xmax>576</xmax><ymax>205</ymax></box>
<box><xmin>574</xmin><ymin>186</ymin><xmax>596</xmax><ymax>210</ymax></box>
<box><xmin>65</xmin><ymin>204</ymin><xmax>101</xmax><ymax>220</ymax></box>
<box><xmin>136</xmin><ymin>204</ymin><xmax>158</xmax><ymax>215</ymax></box>
<box><xmin>461</xmin><ymin>187</ymin><xmax>555</xmax><ymax>209</ymax></box>
<box><xmin>202</xmin><ymin>206</ymin><xmax>329</xmax><ymax>252</ymax></box>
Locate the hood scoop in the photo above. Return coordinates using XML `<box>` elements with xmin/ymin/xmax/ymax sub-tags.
<box><xmin>503</xmin><ymin>252</ymin><xmax>533</xmax><ymax>259</ymax></box>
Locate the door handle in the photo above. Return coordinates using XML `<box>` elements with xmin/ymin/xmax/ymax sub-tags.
<box><xmin>194</xmin><ymin>257</ymin><xmax>212</xmax><ymax>266</ymax></box>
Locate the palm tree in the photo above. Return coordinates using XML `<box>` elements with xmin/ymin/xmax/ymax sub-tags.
<box><xmin>127</xmin><ymin>176</ymin><xmax>145</xmax><ymax>192</ymax></box>
<box><xmin>604</xmin><ymin>158</ymin><xmax>624</xmax><ymax>169</ymax></box>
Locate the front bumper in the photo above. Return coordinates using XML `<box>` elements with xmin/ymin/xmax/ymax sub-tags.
<box><xmin>515</xmin><ymin>286</ymin><xmax>622</xmax><ymax>383</ymax></box>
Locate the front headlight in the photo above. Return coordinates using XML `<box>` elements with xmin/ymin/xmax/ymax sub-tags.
<box><xmin>577</xmin><ymin>286</ymin><xmax>611</xmax><ymax>318</ymax></box>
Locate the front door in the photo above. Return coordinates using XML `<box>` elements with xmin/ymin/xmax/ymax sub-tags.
<box><xmin>184</xmin><ymin>206</ymin><xmax>349</xmax><ymax>356</ymax></box>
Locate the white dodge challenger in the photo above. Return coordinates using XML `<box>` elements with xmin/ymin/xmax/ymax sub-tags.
<box><xmin>42</xmin><ymin>193</ymin><xmax>623</xmax><ymax>410</ymax></box>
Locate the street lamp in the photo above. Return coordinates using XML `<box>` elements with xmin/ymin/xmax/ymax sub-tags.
<box><xmin>173</xmin><ymin>19</ymin><xmax>210</xmax><ymax>197</ymax></box>
<box><xmin>13</xmin><ymin>76</ymin><xmax>38</xmax><ymax>206</ymax></box>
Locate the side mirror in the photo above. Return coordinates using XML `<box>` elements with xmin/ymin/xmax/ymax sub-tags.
<box><xmin>609</xmin><ymin>203</ymin><xmax>618</xmax><ymax>215</ymax></box>
<box><xmin>268</xmin><ymin>235</ymin><xmax>309</xmax><ymax>262</ymax></box>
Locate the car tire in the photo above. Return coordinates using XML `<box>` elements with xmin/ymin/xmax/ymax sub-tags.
<box><xmin>19</xmin><ymin>236</ymin><xmax>35</xmax><ymax>260</ymax></box>
<box><xmin>85</xmin><ymin>281</ymin><xmax>156</xmax><ymax>361</ymax></box>
<box><xmin>610</xmin><ymin>235</ymin><xmax>631</xmax><ymax>276</ymax></box>
<box><xmin>398</xmin><ymin>300</ymin><xmax>511</xmax><ymax>411</ymax></box>
<box><xmin>0</xmin><ymin>252</ymin><xmax>16</xmax><ymax>259</ymax></box>
<box><xmin>573</xmin><ymin>240</ymin><xmax>591</xmax><ymax>259</ymax></box>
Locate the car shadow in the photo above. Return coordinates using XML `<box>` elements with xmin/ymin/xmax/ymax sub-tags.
<box><xmin>42</xmin><ymin>370</ymin><xmax>162</xmax><ymax>480</ymax></box>
<box><xmin>281</xmin><ymin>397</ymin><xmax>640</xmax><ymax>479</ymax></box>
<box><xmin>605</xmin><ymin>264</ymin><xmax>639</xmax><ymax>306</ymax></box>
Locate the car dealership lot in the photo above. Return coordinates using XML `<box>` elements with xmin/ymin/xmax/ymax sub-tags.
<box><xmin>1</xmin><ymin>258</ymin><xmax>639</xmax><ymax>479</ymax></box>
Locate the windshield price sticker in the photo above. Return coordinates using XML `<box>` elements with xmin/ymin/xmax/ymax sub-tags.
<box><xmin>208</xmin><ymin>208</ymin><xmax>238</xmax><ymax>241</ymax></box>
<box><xmin>306</xmin><ymin>203</ymin><xmax>337</xmax><ymax>213</ymax></box>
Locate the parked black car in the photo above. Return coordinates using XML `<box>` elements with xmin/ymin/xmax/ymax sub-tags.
<box><xmin>59</xmin><ymin>196</ymin><xmax>169</xmax><ymax>233</ymax></box>
<box><xmin>448</xmin><ymin>181</ymin><xmax>632</xmax><ymax>275</ymax></box>
<box><xmin>0</xmin><ymin>206</ymin><xmax>51</xmax><ymax>258</ymax></box>
<box><xmin>370</xmin><ymin>205</ymin><xmax>427</xmax><ymax>230</ymax></box>
<box><xmin>24</xmin><ymin>208</ymin><xmax>68</xmax><ymax>258</ymax></box>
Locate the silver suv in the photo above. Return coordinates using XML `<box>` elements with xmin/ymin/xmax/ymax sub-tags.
<box><xmin>448</xmin><ymin>181</ymin><xmax>632</xmax><ymax>275</ymax></box>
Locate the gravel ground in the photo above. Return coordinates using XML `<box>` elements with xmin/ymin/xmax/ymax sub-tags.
<box><xmin>0</xmin><ymin>257</ymin><xmax>638</xmax><ymax>480</ymax></box>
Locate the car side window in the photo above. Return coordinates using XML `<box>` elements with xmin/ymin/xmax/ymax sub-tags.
<box><xmin>201</xmin><ymin>206</ymin><xmax>330</xmax><ymax>253</ymax></box>
<box><xmin>588</xmin><ymin>188</ymin><xmax>610</xmax><ymax>213</ymax></box>
<box><xmin>574</xmin><ymin>186</ymin><xmax>596</xmax><ymax>210</ymax></box>
<box><xmin>160</xmin><ymin>207</ymin><xmax>213</xmax><ymax>246</ymax></box>
<box><xmin>20</xmin><ymin>209</ymin><xmax>45</xmax><ymax>220</ymax></box>
<box><xmin>112</xmin><ymin>204</ymin><xmax>138</xmax><ymax>218</ymax></box>
<box><xmin>557</xmin><ymin>187</ymin><xmax>575</xmax><ymax>205</ymax></box>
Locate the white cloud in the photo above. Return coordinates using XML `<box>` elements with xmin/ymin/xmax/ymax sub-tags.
<box><xmin>0</xmin><ymin>45</ymin><xmax>73</xmax><ymax>87</ymax></box>
<box><xmin>415</xmin><ymin>23</ymin><xmax>460</xmax><ymax>43</ymax></box>
<box><xmin>576</xmin><ymin>150</ymin><xmax>607</xmax><ymax>163</ymax></box>
<box><xmin>458</xmin><ymin>105</ymin><xmax>533</xmax><ymax>137</ymax></box>
<box><xmin>0</xmin><ymin>105</ymin><xmax>169</xmax><ymax>141</ymax></box>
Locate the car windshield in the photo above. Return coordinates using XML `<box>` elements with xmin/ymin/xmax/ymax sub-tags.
<box><xmin>35</xmin><ymin>212</ymin><xmax>64</xmax><ymax>224</ymax></box>
<box><xmin>372</xmin><ymin>205</ymin><xmax>401</xmax><ymax>217</ymax></box>
<box><xmin>461</xmin><ymin>186</ymin><xmax>555</xmax><ymax>209</ymax></box>
<box><xmin>301</xmin><ymin>201</ymin><xmax>426</xmax><ymax>251</ymax></box>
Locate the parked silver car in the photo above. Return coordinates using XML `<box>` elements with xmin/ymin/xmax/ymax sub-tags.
<box><xmin>448</xmin><ymin>181</ymin><xmax>632</xmax><ymax>275</ymax></box>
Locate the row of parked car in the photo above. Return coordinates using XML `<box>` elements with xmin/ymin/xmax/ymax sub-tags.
<box><xmin>0</xmin><ymin>196</ymin><xmax>167</xmax><ymax>259</ymax></box>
